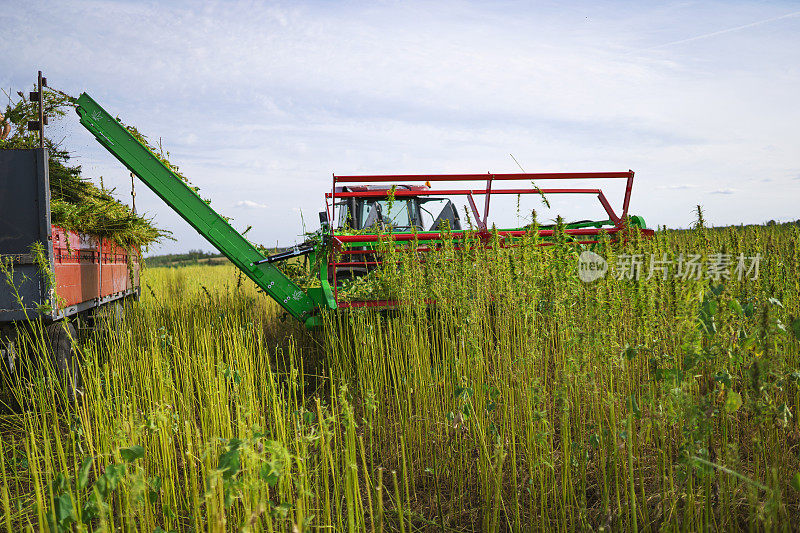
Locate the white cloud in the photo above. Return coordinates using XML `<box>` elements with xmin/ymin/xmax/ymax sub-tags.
<box><xmin>235</xmin><ymin>200</ymin><xmax>267</xmax><ymax>209</ymax></box>
<box><xmin>657</xmin><ymin>184</ymin><xmax>699</xmax><ymax>190</ymax></box>
<box><xmin>1</xmin><ymin>1</ymin><xmax>798</xmax><ymax>252</ymax></box>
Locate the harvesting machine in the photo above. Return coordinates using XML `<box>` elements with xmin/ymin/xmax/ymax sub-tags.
<box><xmin>74</xmin><ymin>94</ymin><xmax>653</xmax><ymax>328</ymax></box>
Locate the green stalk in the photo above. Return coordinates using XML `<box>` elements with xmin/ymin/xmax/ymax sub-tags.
<box><xmin>392</xmin><ymin>470</ymin><xmax>405</xmax><ymax>533</ymax></box>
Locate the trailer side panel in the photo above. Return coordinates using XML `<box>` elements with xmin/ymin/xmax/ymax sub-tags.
<box><xmin>0</xmin><ymin>149</ymin><xmax>54</xmax><ymax>322</ymax></box>
<box><xmin>50</xmin><ymin>227</ymin><xmax>139</xmax><ymax>308</ymax></box>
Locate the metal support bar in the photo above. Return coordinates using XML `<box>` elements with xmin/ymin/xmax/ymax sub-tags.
<box><xmin>0</xmin><ymin>254</ymin><xmax>36</xmax><ymax>265</ymax></box>
<box><xmin>38</xmin><ymin>72</ymin><xmax>44</xmax><ymax>149</ymax></box>
<box><xmin>332</xmin><ymin>225</ymin><xmax>654</xmax><ymax>244</ymax></box>
<box><xmin>130</xmin><ymin>172</ymin><xmax>137</xmax><ymax>214</ymax></box>
<box><xmin>254</xmin><ymin>243</ymin><xmax>315</xmax><ymax>264</ymax></box>
<box><xmin>334</xmin><ymin>171</ymin><xmax>633</xmax><ymax>182</ymax></box>
<box><xmin>597</xmin><ymin>191</ymin><xmax>620</xmax><ymax>224</ymax></box>
<box><xmin>483</xmin><ymin>174</ymin><xmax>493</xmax><ymax>230</ymax></box>
<box><xmin>327</xmin><ymin>188</ymin><xmax>605</xmax><ymax>198</ymax></box>
<box><xmin>621</xmin><ymin>170</ymin><xmax>635</xmax><ymax>222</ymax></box>
<box><xmin>466</xmin><ymin>193</ymin><xmax>485</xmax><ymax>231</ymax></box>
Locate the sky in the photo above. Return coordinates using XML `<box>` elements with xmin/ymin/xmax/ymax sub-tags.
<box><xmin>1</xmin><ymin>0</ymin><xmax>799</xmax><ymax>255</ymax></box>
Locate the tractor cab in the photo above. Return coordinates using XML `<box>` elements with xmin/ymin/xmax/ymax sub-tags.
<box><xmin>335</xmin><ymin>185</ymin><xmax>461</xmax><ymax>231</ymax></box>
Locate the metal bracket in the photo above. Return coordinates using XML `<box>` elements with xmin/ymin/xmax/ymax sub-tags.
<box><xmin>0</xmin><ymin>254</ymin><xmax>36</xmax><ymax>265</ymax></box>
<box><xmin>28</xmin><ymin>71</ymin><xmax>48</xmax><ymax>148</ymax></box>
<box><xmin>253</xmin><ymin>243</ymin><xmax>315</xmax><ymax>265</ymax></box>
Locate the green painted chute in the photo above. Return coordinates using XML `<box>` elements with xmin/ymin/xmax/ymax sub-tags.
<box><xmin>75</xmin><ymin>93</ymin><xmax>323</xmax><ymax>328</ymax></box>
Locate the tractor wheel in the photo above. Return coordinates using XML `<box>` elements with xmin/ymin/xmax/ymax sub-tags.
<box><xmin>93</xmin><ymin>301</ymin><xmax>126</xmax><ymax>333</ymax></box>
<box><xmin>45</xmin><ymin>321</ymin><xmax>83</xmax><ymax>397</ymax></box>
<box><xmin>0</xmin><ymin>329</ymin><xmax>14</xmax><ymax>375</ymax></box>
<box><xmin>105</xmin><ymin>301</ymin><xmax>125</xmax><ymax>328</ymax></box>
<box><xmin>0</xmin><ymin>332</ymin><xmax>17</xmax><ymax>385</ymax></box>
<box><xmin>0</xmin><ymin>332</ymin><xmax>21</xmax><ymax>413</ymax></box>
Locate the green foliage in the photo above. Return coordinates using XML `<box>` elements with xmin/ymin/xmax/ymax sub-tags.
<box><xmin>39</xmin><ymin>445</ymin><xmax>152</xmax><ymax>532</ymax></box>
<box><xmin>0</xmin><ymin>223</ymin><xmax>799</xmax><ymax>531</ymax></box>
<box><xmin>123</xmin><ymin>123</ymin><xmax>189</xmax><ymax>184</ymax></box>
<box><xmin>1</xmin><ymin>87</ymin><xmax>168</xmax><ymax>248</ymax></box>
<box><xmin>120</xmin><ymin>445</ymin><xmax>145</xmax><ymax>463</ymax></box>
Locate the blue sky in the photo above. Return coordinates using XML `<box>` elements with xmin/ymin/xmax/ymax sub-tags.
<box><xmin>2</xmin><ymin>0</ymin><xmax>799</xmax><ymax>254</ymax></box>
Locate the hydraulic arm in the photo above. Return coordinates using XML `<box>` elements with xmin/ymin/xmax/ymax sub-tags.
<box><xmin>75</xmin><ymin>93</ymin><xmax>322</xmax><ymax>327</ymax></box>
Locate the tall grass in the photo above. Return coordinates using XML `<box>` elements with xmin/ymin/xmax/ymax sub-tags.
<box><xmin>1</xmin><ymin>224</ymin><xmax>799</xmax><ymax>531</ymax></box>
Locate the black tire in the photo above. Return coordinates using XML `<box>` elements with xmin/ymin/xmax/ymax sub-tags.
<box><xmin>92</xmin><ymin>301</ymin><xmax>125</xmax><ymax>333</ymax></box>
<box><xmin>104</xmin><ymin>301</ymin><xmax>125</xmax><ymax>328</ymax></box>
<box><xmin>113</xmin><ymin>300</ymin><xmax>126</xmax><ymax>321</ymax></box>
<box><xmin>0</xmin><ymin>333</ymin><xmax>17</xmax><ymax>386</ymax></box>
<box><xmin>45</xmin><ymin>321</ymin><xmax>83</xmax><ymax>396</ymax></box>
<box><xmin>0</xmin><ymin>334</ymin><xmax>22</xmax><ymax>414</ymax></box>
<box><xmin>0</xmin><ymin>332</ymin><xmax>14</xmax><ymax>375</ymax></box>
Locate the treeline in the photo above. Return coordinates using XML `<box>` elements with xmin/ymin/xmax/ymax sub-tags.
<box><xmin>147</xmin><ymin>246</ymin><xmax>296</xmax><ymax>267</ymax></box>
<box><xmin>145</xmin><ymin>250</ymin><xmax>225</xmax><ymax>267</ymax></box>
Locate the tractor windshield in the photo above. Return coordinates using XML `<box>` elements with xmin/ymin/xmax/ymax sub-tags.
<box><xmin>359</xmin><ymin>199</ymin><xmax>415</xmax><ymax>230</ymax></box>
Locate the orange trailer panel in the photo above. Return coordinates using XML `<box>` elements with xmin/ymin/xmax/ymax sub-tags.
<box><xmin>52</xmin><ymin>226</ymin><xmax>139</xmax><ymax>308</ymax></box>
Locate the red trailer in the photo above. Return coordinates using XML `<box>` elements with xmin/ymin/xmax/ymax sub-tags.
<box><xmin>0</xmin><ymin>148</ymin><xmax>139</xmax><ymax>388</ymax></box>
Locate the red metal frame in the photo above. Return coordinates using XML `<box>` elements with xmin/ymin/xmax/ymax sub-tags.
<box><xmin>324</xmin><ymin>171</ymin><xmax>651</xmax><ymax>308</ymax></box>
<box><xmin>332</xmin><ymin>171</ymin><xmax>633</xmax><ymax>182</ymax></box>
<box><xmin>329</xmin><ymin>188</ymin><xmax>622</xmax><ymax>224</ymax></box>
